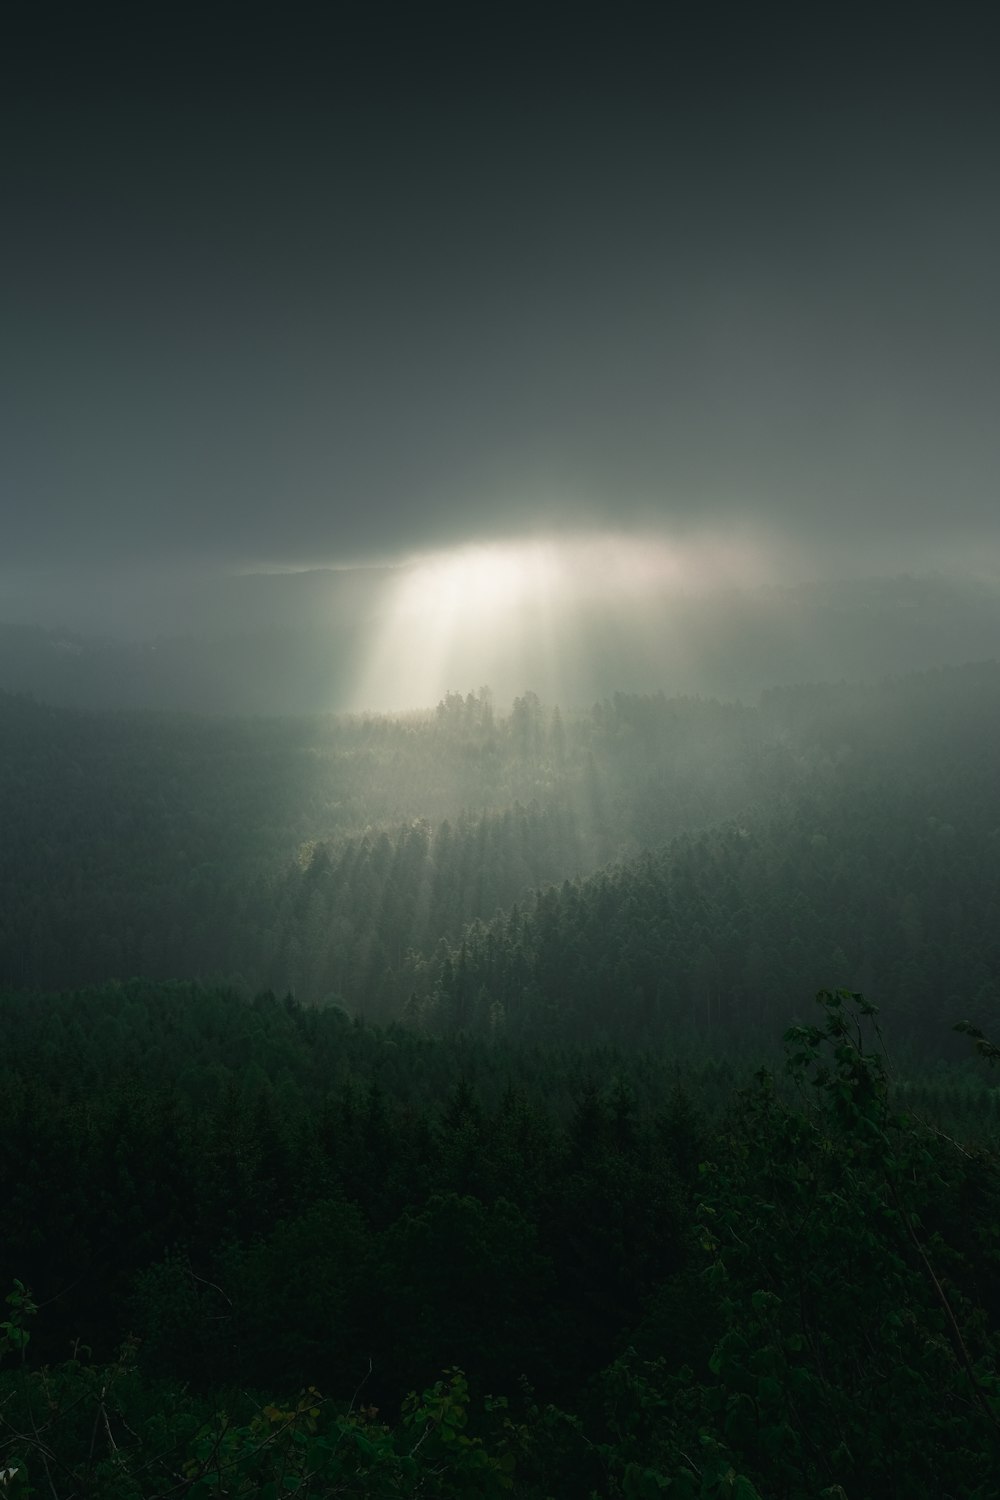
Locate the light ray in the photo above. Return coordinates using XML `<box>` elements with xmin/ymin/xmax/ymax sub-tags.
<box><xmin>345</xmin><ymin>528</ymin><xmax>772</xmax><ymax>712</ymax></box>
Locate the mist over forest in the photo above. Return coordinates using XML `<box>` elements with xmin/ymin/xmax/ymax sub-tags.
<box><xmin>3</xmin><ymin>564</ymin><xmax>1000</xmax><ymax>715</ymax></box>
<box><xmin>5</xmin><ymin>1</ymin><xmax>1000</xmax><ymax>1495</ymax></box>
<box><xmin>4</xmin><ymin>640</ymin><xmax>1000</xmax><ymax>1496</ymax></box>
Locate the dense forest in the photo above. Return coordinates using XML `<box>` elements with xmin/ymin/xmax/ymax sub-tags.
<box><xmin>3</xmin><ymin>665</ymin><xmax>1000</xmax><ymax>1044</ymax></box>
<box><xmin>3</xmin><ymin>665</ymin><xmax>1000</xmax><ymax>1495</ymax></box>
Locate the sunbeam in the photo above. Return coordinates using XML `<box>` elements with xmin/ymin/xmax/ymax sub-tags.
<box><xmin>349</xmin><ymin>541</ymin><xmax>561</xmax><ymax>710</ymax></box>
<box><xmin>344</xmin><ymin>530</ymin><xmax>761</xmax><ymax>711</ymax></box>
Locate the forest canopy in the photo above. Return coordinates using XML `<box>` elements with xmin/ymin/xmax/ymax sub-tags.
<box><xmin>2</xmin><ymin>664</ymin><xmax>998</xmax><ymax>1050</ymax></box>
<box><xmin>2</xmin><ymin>663</ymin><xmax>1000</xmax><ymax>1496</ymax></box>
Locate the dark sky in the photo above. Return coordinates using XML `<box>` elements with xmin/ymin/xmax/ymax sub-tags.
<box><xmin>4</xmin><ymin>2</ymin><xmax>1000</xmax><ymax>616</ymax></box>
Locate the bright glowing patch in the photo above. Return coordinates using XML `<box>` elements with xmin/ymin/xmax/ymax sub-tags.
<box><xmin>351</xmin><ymin>542</ymin><xmax>565</xmax><ymax>710</ymax></box>
<box><xmin>405</xmin><ymin>546</ymin><xmax>545</xmax><ymax>619</ymax></box>
<box><xmin>346</xmin><ymin>528</ymin><xmax>769</xmax><ymax>711</ymax></box>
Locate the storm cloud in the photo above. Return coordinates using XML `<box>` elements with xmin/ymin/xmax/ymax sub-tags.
<box><xmin>4</xmin><ymin>4</ymin><xmax>1000</xmax><ymax>632</ymax></box>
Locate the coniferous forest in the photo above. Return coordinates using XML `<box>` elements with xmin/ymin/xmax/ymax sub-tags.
<box><xmin>3</xmin><ymin>666</ymin><xmax>1000</xmax><ymax>1496</ymax></box>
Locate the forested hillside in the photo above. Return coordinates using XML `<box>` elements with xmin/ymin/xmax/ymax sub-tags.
<box><xmin>3</xmin><ymin>664</ymin><xmax>999</xmax><ymax>1049</ymax></box>
<box><xmin>2</xmin><ymin>985</ymin><xmax>1000</xmax><ymax>1496</ymax></box>
<box><xmin>10</xmin><ymin>0</ymin><xmax>1000</xmax><ymax>1484</ymax></box>
<box><xmin>3</xmin><ymin>664</ymin><xmax>1000</xmax><ymax>1495</ymax></box>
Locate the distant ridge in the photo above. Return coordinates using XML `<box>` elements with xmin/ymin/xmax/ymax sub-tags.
<box><xmin>0</xmin><ymin>572</ymin><xmax>998</xmax><ymax>715</ymax></box>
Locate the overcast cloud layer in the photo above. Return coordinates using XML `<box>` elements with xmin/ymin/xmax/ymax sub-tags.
<box><xmin>3</xmin><ymin>4</ymin><xmax>1000</xmax><ymax>628</ymax></box>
